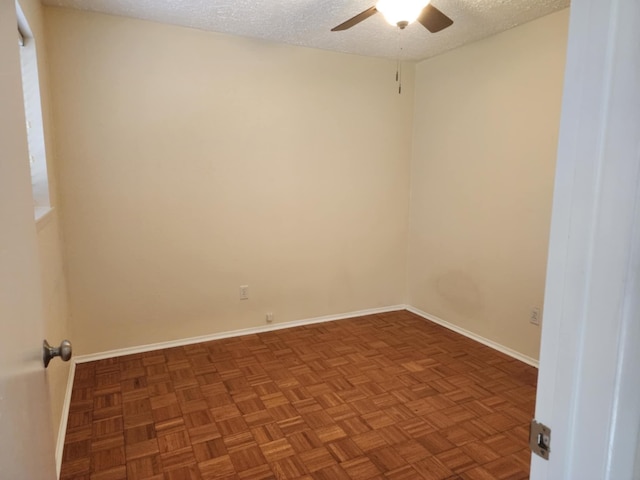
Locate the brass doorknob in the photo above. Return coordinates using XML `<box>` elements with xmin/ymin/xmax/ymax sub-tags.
<box><xmin>43</xmin><ymin>339</ymin><xmax>72</xmax><ymax>368</ymax></box>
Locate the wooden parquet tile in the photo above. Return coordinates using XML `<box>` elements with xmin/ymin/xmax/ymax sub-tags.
<box><xmin>60</xmin><ymin>311</ymin><xmax>537</xmax><ymax>479</ymax></box>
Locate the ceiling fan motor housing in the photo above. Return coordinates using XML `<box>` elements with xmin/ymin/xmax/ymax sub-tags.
<box><xmin>330</xmin><ymin>2</ymin><xmax>453</xmax><ymax>33</ymax></box>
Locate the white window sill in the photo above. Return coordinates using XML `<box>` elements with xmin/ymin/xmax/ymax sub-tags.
<box><xmin>35</xmin><ymin>206</ymin><xmax>54</xmax><ymax>231</ymax></box>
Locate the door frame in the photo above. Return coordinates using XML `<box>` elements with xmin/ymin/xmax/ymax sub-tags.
<box><xmin>531</xmin><ymin>0</ymin><xmax>640</xmax><ymax>478</ymax></box>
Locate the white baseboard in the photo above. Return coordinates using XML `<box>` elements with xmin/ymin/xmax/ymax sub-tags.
<box><xmin>405</xmin><ymin>305</ymin><xmax>539</xmax><ymax>368</ymax></box>
<box><xmin>56</xmin><ymin>361</ymin><xmax>76</xmax><ymax>479</ymax></box>
<box><xmin>73</xmin><ymin>305</ymin><xmax>407</xmax><ymax>364</ymax></box>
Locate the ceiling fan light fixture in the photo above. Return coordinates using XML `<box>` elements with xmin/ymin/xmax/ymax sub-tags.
<box><xmin>375</xmin><ymin>0</ymin><xmax>430</xmax><ymax>28</ymax></box>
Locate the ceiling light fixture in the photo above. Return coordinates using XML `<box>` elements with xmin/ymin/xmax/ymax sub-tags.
<box><xmin>375</xmin><ymin>0</ymin><xmax>430</xmax><ymax>29</ymax></box>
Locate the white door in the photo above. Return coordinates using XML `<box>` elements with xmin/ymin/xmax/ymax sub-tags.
<box><xmin>0</xmin><ymin>0</ymin><xmax>57</xmax><ymax>478</ymax></box>
<box><xmin>531</xmin><ymin>0</ymin><xmax>640</xmax><ymax>478</ymax></box>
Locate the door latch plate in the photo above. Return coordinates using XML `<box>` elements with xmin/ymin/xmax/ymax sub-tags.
<box><xmin>530</xmin><ymin>419</ymin><xmax>551</xmax><ymax>460</ymax></box>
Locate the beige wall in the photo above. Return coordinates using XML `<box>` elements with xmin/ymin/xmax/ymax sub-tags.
<box><xmin>408</xmin><ymin>10</ymin><xmax>569</xmax><ymax>360</ymax></box>
<box><xmin>17</xmin><ymin>0</ymin><xmax>71</xmax><ymax>443</ymax></box>
<box><xmin>44</xmin><ymin>7</ymin><xmax>414</xmax><ymax>355</ymax></box>
<box><xmin>44</xmin><ymin>6</ymin><xmax>568</xmax><ymax>361</ymax></box>
<box><xmin>37</xmin><ymin>214</ymin><xmax>71</xmax><ymax>441</ymax></box>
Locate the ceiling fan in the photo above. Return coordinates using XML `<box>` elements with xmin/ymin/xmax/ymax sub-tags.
<box><xmin>331</xmin><ymin>0</ymin><xmax>453</xmax><ymax>32</ymax></box>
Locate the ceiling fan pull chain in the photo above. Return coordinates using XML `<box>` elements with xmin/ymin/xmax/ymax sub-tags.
<box><xmin>397</xmin><ymin>58</ymin><xmax>402</xmax><ymax>94</ymax></box>
<box><xmin>398</xmin><ymin>29</ymin><xmax>403</xmax><ymax>95</ymax></box>
<box><xmin>396</xmin><ymin>26</ymin><xmax>400</xmax><ymax>83</ymax></box>
<box><xmin>395</xmin><ymin>26</ymin><xmax>401</xmax><ymax>93</ymax></box>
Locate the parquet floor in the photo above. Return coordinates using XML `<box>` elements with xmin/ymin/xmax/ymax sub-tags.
<box><xmin>60</xmin><ymin>310</ymin><xmax>537</xmax><ymax>480</ymax></box>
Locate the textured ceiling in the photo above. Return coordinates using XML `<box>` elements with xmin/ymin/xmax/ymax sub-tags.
<box><xmin>40</xmin><ymin>0</ymin><xmax>570</xmax><ymax>61</ymax></box>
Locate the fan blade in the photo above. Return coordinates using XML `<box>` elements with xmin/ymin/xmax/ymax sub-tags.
<box><xmin>331</xmin><ymin>6</ymin><xmax>378</xmax><ymax>31</ymax></box>
<box><xmin>417</xmin><ymin>4</ymin><xmax>453</xmax><ymax>33</ymax></box>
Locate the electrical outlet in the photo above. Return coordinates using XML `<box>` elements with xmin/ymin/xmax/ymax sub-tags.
<box><xmin>239</xmin><ymin>285</ymin><xmax>249</xmax><ymax>300</ymax></box>
<box><xmin>266</xmin><ymin>312</ymin><xmax>274</xmax><ymax>324</ymax></box>
<box><xmin>530</xmin><ymin>306</ymin><xmax>541</xmax><ymax>325</ymax></box>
